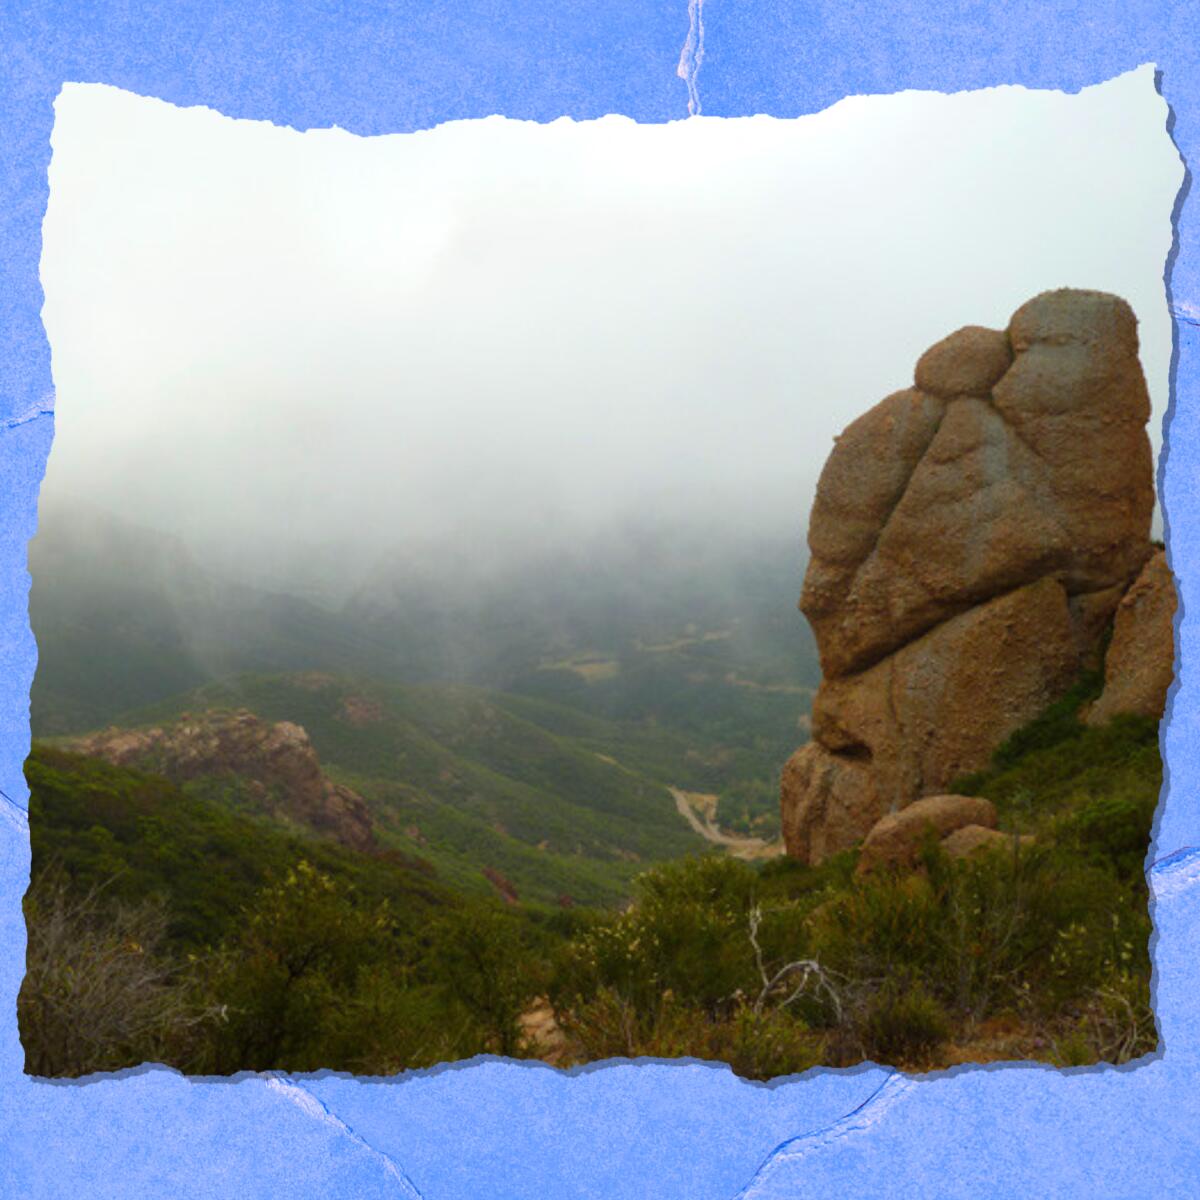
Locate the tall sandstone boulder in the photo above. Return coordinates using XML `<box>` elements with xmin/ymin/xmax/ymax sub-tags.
<box><xmin>782</xmin><ymin>289</ymin><xmax>1163</xmax><ymax>865</ymax></box>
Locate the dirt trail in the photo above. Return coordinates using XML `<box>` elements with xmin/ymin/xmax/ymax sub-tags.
<box><xmin>590</xmin><ymin>749</ymin><xmax>783</xmax><ymax>862</ymax></box>
<box><xmin>518</xmin><ymin>999</ymin><xmax>574</xmax><ymax>1065</ymax></box>
<box><xmin>669</xmin><ymin>787</ymin><xmax>783</xmax><ymax>861</ymax></box>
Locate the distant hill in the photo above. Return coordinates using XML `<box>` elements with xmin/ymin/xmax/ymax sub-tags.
<box><xmin>30</xmin><ymin>502</ymin><xmax>820</xmax><ymax>844</ymax></box>
<box><xmin>28</xmin><ymin>501</ymin><xmax>398</xmax><ymax>734</ymax></box>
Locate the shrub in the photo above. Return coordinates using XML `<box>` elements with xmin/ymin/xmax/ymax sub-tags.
<box><xmin>1050</xmin><ymin>965</ymin><xmax>1155</xmax><ymax>1066</ymax></box>
<box><xmin>804</xmin><ymin>837</ymin><xmax>1144</xmax><ymax>1028</ymax></box>
<box><xmin>723</xmin><ymin>1004</ymin><xmax>824</xmax><ymax>1079</ymax></box>
<box><xmin>198</xmin><ymin>860</ymin><xmax>402</xmax><ymax>1073</ymax></box>
<box><xmin>426</xmin><ymin>900</ymin><xmax>550</xmax><ymax>1057</ymax></box>
<box><xmin>319</xmin><ymin>966</ymin><xmax>461</xmax><ymax>1073</ymax></box>
<box><xmin>20</xmin><ymin>868</ymin><xmax>220</xmax><ymax>1076</ymax></box>
<box><xmin>554</xmin><ymin>986</ymin><xmax>822</xmax><ymax>1080</ymax></box>
<box><xmin>552</xmin><ymin>855</ymin><xmax>762</xmax><ymax>1018</ymax></box>
<box><xmin>806</xmin><ymin>870</ymin><xmax>942</xmax><ymax>988</ymax></box>
<box><xmin>1064</xmin><ymin>790</ymin><xmax>1157</xmax><ymax>879</ymax></box>
<box><xmin>858</xmin><ymin>978</ymin><xmax>951</xmax><ymax>1065</ymax></box>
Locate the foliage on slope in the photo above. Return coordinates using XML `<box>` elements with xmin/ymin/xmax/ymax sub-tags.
<box><xmin>22</xmin><ymin>745</ymin><xmax>557</xmax><ymax>1075</ymax></box>
<box><xmin>547</xmin><ymin>684</ymin><xmax>1160</xmax><ymax>1075</ymax></box>
<box><xmin>23</xmin><ymin>669</ymin><xmax>1159</xmax><ymax>1079</ymax></box>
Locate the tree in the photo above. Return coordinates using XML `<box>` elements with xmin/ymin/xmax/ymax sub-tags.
<box><xmin>427</xmin><ymin>902</ymin><xmax>546</xmax><ymax>1057</ymax></box>
<box><xmin>202</xmin><ymin>860</ymin><xmax>394</xmax><ymax>1073</ymax></box>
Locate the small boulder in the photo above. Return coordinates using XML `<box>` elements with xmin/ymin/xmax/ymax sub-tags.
<box><xmin>940</xmin><ymin>824</ymin><xmax>1033</xmax><ymax>860</ymax></box>
<box><xmin>856</xmin><ymin>794</ymin><xmax>996</xmax><ymax>875</ymax></box>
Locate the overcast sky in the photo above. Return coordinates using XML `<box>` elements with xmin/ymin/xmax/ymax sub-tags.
<box><xmin>38</xmin><ymin>66</ymin><xmax>1183</xmax><ymax>588</ymax></box>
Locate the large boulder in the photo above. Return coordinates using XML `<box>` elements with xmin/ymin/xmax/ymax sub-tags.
<box><xmin>786</xmin><ymin>577</ymin><xmax>1079</xmax><ymax>864</ymax></box>
<box><xmin>783</xmin><ymin>290</ymin><xmax>1156</xmax><ymax>865</ymax></box>
<box><xmin>1085</xmin><ymin>548</ymin><xmax>1177</xmax><ymax>725</ymax></box>
<box><xmin>800</xmin><ymin>291</ymin><xmax>1152</xmax><ymax>681</ymax></box>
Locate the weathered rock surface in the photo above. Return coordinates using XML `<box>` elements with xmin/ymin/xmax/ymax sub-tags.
<box><xmin>67</xmin><ymin>709</ymin><xmax>377</xmax><ymax>853</ymax></box>
<box><xmin>783</xmin><ymin>290</ymin><xmax>1158</xmax><ymax>865</ymax></box>
<box><xmin>856</xmin><ymin>795</ymin><xmax>997</xmax><ymax>875</ymax></box>
<box><xmin>810</xmin><ymin>576</ymin><xmax>1080</xmax><ymax>808</ymax></box>
<box><xmin>781</xmin><ymin>742</ymin><xmax>882</xmax><ymax>868</ymax></box>
<box><xmin>1085</xmin><ymin>548</ymin><xmax>1177</xmax><ymax>726</ymax></box>
<box><xmin>915</xmin><ymin>325</ymin><xmax>1013</xmax><ymax>399</ymax></box>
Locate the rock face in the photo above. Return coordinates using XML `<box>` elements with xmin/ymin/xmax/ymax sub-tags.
<box><xmin>67</xmin><ymin>709</ymin><xmax>377</xmax><ymax>854</ymax></box>
<box><xmin>783</xmin><ymin>289</ymin><xmax>1159</xmax><ymax>864</ymax></box>
<box><xmin>1085</xmin><ymin>548</ymin><xmax>1177</xmax><ymax>726</ymax></box>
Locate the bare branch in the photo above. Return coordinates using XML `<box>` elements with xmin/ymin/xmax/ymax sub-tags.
<box><xmin>745</xmin><ymin>905</ymin><xmax>842</xmax><ymax>1021</ymax></box>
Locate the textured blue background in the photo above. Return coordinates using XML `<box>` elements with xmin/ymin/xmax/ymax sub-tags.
<box><xmin>2</xmin><ymin>4</ymin><xmax>1198</xmax><ymax>1196</ymax></box>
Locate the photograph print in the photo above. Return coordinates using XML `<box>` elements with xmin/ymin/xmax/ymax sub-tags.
<box><xmin>19</xmin><ymin>67</ymin><xmax>1183</xmax><ymax>1078</ymax></box>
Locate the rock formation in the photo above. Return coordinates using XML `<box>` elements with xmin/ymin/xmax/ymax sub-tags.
<box><xmin>782</xmin><ymin>289</ymin><xmax>1168</xmax><ymax>865</ymax></box>
<box><xmin>67</xmin><ymin>709</ymin><xmax>377</xmax><ymax>853</ymax></box>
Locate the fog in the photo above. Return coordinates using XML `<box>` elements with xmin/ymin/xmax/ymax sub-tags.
<box><xmin>39</xmin><ymin>67</ymin><xmax>1182</xmax><ymax>597</ymax></box>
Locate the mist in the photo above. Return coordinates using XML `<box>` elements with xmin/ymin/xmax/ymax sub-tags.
<box><xmin>38</xmin><ymin>67</ymin><xmax>1182</xmax><ymax>599</ymax></box>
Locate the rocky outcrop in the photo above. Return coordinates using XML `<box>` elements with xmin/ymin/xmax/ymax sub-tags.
<box><xmin>783</xmin><ymin>290</ymin><xmax>1158</xmax><ymax>865</ymax></box>
<box><xmin>67</xmin><ymin>709</ymin><xmax>377</xmax><ymax>853</ymax></box>
<box><xmin>856</xmin><ymin>794</ymin><xmax>997</xmax><ymax>875</ymax></box>
<box><xmin>1085</xmin><ymin>548</ymin><xmax>1177</xmax><ymax>726</ymax></box>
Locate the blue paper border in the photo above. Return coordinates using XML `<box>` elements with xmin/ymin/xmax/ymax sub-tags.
<box><xmin>3</xmin><ymin>5</ymin><xmax>1198</xmax><ymax>1196</ymax></box>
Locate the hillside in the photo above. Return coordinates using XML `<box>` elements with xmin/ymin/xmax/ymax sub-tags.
<box><xmin>541</xmin><ymin>676</ymin><xmax>1159</xmax><ymax>1075</ymax></box>
<box><xmin>22</xmin><ymin>743</ymin><xmax>568</xmax><ymax>1075</ymax></box>
<box><xmin>22</xmin><ymin>673</ymin><xmax>1158</xmax><ymax>1077</ymax></box>
<box><xmin>28</xmin><ymin>501</ymin><xmax>400</xmax><ymax>735</ymax></box>
<box><xmin>24</xmin><ymin>744</ymin><xmax>451</xmax><ymax>950</ymax></box>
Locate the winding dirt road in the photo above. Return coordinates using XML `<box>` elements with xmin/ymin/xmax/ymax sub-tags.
<box><xmin>669</xmin><ymin>787</ymin><xmax>783</xmax><ymax>861</ymax></box>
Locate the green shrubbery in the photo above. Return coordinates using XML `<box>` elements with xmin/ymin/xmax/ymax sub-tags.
<box><xmin>544</xmin><ymin>685</ymin><xmax>1159</xmax><ymax>1074</ymax></box>
<box><xmin>21</xmin><ymin>852</ymin><xmax>551</xmax><ymax>1076</ymax></box>
<box><xmin>21</xmin><ymin>674</ymin><xmax>1159</xmax><ymax>1077</ymax></box>
<box><xmin>547</xmin><ymin>832</ymin><xmax>1152</xmax><ymax>1073</ymax></box>
<box><xmin>22</xmin><ymin>746</ymin><xmax>553</xmax><ymax>1075</ymax></box>
<box><xmin>857</xmin><ymin>977</ymin><xmax>951</xmax><ymax>1063</ymax></box>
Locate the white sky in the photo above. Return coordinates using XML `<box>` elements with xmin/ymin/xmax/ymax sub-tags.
<box><xmin>38</xmin><ymin>67</ymin><xmax>1183</xmax><ymax>586</ymax></box>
